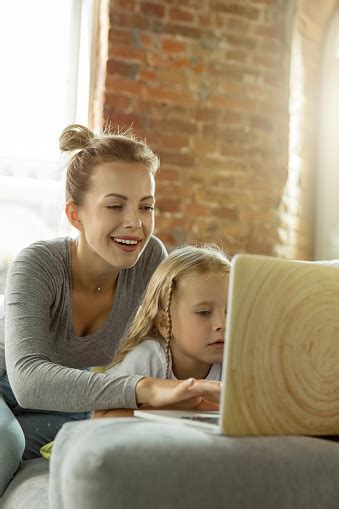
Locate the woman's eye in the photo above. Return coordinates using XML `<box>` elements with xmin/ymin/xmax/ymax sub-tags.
<box><xmin>107</xmin><ymin>205</ymin><xmax>123</xmax><ymax>210</ymax></box>
<box><xmin>196</xmin><ymin>310</ymin><xmax>211</xmax><ymax>317</ymax></box>
<box><xmin>140</xmin><ymin>205</ymin><xmax>155</xmax><ymax>212</ymax></box>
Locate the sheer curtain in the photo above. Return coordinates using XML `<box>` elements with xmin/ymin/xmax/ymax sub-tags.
<box><xmin>0</xmin><ymin>0</ymin><xmax>95</xmax><ymax>294</ymax></box>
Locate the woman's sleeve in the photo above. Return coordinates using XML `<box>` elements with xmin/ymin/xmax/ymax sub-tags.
<box><xmin>144</xmin><ymin>236</ymin><xmax>167</xmax><ymax>281</ymax></box>
<box><xmin>5</xmin><ymin>246</ymin><xmax>143</xmax><ymax>412</ymax></box>
<box><xmin>106</xmin><ymin>340</ymin><xmax>166</xmax><ymax>379</ymax></box>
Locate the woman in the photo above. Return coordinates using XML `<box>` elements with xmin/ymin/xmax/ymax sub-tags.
<box><xmin>0</xmin><ymin>124</ymin><xmax>220</xmax><ymax>495</ymax></box>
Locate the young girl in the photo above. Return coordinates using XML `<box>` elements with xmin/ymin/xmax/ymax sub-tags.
<box><xmin>106</xmin><ymin>244</ymin><xmax>230</xmax><ymax>381</ymax></box>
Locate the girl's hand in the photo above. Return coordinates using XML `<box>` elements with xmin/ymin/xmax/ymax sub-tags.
<box><xmin>135</xmin><ymin>377</ymin><xmax>221</xmax><ymax>410</ymax></box>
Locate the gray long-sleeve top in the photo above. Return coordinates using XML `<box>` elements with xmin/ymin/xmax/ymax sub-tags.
<box><xmin>4</xmin><ymin>236</ymin><xmax>166</xmax><ymax>412</ymax></box>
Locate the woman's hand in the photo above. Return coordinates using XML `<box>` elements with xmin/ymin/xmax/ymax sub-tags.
<box><xmin>135</xmin><ymin>377</ymin><xmax>221</xmax><ymax>410</ymax></box>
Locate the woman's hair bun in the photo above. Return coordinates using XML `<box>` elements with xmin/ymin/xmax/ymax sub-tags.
<box><xmin>59</xmin><ymin>124</ymin><xmax>95</xmax><ymax>152</ymax></box>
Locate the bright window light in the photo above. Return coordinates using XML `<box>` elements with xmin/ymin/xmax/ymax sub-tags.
<box><xmin>0</xmin><ymin>0</ymin><xmax>93</xmax><ymax>293</ymax></box>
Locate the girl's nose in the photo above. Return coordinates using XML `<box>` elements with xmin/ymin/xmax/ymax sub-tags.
<box><xmin>215</xmin><ymin>312</ymin><xmax>227</xmax><ymax>332</ymax></box>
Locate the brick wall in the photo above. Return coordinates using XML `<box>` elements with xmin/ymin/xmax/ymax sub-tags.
<box><xmin>95</xmin><ymin>0</ymin><xmax>339</xmax><ymax>258</ymax></box>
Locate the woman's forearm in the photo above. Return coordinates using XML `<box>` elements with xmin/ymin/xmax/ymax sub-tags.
<box><xmin>135</xmin><ymin>377</ymin><xmax>221</xmax><ymax>408</ymax></box>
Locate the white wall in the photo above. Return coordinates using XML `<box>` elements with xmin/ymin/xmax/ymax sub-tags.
<box><xmin>315</xmin><ymin>9</ymin><xmax>339</xmax><ymax>260</ymax></box>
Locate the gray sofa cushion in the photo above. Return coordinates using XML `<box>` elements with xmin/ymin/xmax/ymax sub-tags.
<box><xmin>50</xmin><ymin>418</ymin><xmax>339</xmax><ymax>509</ymax></box>
<box><xmin>1</xmin><ymin>458</ymin><xmax>49</xmax><ymax>509</ymax></box>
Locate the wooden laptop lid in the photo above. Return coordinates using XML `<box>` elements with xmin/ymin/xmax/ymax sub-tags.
<box><xmin>221</xmin><ymin>254</ymin><xmax>339</xmax><ymax>436</ymax></box>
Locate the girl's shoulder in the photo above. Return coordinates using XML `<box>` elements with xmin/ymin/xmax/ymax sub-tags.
<box><xmin>132</xmin><ymin>337</ymin><xmax>166</xmax><ymax>357</ymax></box>
<box><xmin>206</xmin><ymin>362</ymin><xmax>223</xmax><ymax>381</ymax></box>
<box><xmin>107</xmin><ymin>337</ymin><xmax>166</xmax><ymax>378</ymax></box>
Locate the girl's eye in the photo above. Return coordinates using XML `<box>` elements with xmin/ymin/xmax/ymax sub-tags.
<box><xmin>196</xmin><ymin>310</ymin><xmax>211</xmax><ymax>317</ymax></box>
<box><xmin>140</xmin><ymin>205</ymin><xmax>155</xmax><ymax>212</ymax></box>
<box><xmin>106</xmin><ymin>205</ymin><xmax>123</xmax><ymax>210</ymax></box>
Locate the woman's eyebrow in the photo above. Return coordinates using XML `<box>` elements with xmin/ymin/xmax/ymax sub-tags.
<box><xmin>104</xmin><ymin>193</ymin><xmax>127</xmax><ymax>199</ymax></box>
<box><xmin>103</xmin><ymin>193</ymin><xmax>155</xmax><ymax>201</ymax></box>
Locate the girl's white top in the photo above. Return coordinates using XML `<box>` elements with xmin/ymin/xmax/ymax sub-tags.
<box><xmin>107</xmin><ymin>338</ymin><xmax>222</xmax><ymax>381</ymax></box>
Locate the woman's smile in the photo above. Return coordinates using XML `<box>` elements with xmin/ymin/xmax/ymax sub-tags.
<box><xmin>110</xmin><ymin>235</ymin><xmax>143</xmax><ymax>252</ymax></box>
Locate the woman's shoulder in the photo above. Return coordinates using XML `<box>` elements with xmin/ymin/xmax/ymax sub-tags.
<box><xmin>134</xmin><ymin>236</ymin><xmax>167</xmax><ymax>279</ymax></box>
<box><xmin>14</xmin><ymin>237</ymin><xmax>70</xmax><ymax>264</ymax></box>
<box><xmin>9</xmin><ymin>238</ymin><xmax>71</xmax><ymax>282</ymax></box>
<box><xmin>144</xmin><ymin>235</ymin><xmax>167</xmax><ymax>259</ymax></box>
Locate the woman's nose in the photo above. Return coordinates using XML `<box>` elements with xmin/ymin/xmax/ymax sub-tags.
<box><xmin>122</xmin><ymin>207</ymin><xmax>142</xmax><ymax>228</ymax></box>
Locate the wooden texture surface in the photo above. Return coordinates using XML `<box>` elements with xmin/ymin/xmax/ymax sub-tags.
<box><xmin>222</xmin><ymin>255</ymin><xmax>339</xmax><ymax>436</ymax></box>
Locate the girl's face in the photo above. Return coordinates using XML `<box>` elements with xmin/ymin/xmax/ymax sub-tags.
<box><xmin>76</xmin><ymin>161</ymin><xmax>155</xmax><ymax>269</ymax></box>
<box><xmin>169</xmin><ymin>272</ymin><xmax>229</xmax><ymax>376</ymax></box>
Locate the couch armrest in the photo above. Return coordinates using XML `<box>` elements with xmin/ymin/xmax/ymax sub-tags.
<box><xmin>49</xmin><ymin>418</ymin><xmax>339</xmax><ymax>509</ymax></box>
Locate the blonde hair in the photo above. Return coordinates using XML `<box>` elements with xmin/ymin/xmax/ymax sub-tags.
<box><xmin>59</xmin><ymin>124</ymin><xmax>160</xmax><ymax>206</ymax></box>
<box><xmin>109</xmin><ymin>244</ymin><xmax>231</xmax><ymax>377</ymax></box>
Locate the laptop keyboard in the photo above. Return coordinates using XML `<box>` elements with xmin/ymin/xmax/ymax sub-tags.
<box><xmin>181</xmin><ymin>416</ymin><xmax>219</xmax><ymax>425</ymax></box>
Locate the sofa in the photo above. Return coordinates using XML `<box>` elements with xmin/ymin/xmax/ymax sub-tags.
<box><xmin>1</xmin><ymin>415</ymin><xmax>339</xmax><ymax>509</ymax></box>
<box><xmin>1</xmin><ymin>297</ymin><xmax>339</xmax><ymax>509</ymax></box>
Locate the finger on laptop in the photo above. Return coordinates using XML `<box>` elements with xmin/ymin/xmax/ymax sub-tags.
<box><xmin>174</xmin><ymin>378</ymin><xmax>221</xmax><ymax>404</ymax></box>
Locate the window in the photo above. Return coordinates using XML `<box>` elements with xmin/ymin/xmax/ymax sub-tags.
<box><xmin>0</xmin><ymin>0</ymin><xmax>95</xmax><ymax>293</ymax></box>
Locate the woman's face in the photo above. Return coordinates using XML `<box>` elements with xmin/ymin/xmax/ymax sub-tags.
<box><xmin>76</xmin><ymin>161</ymin><xmax>155</xmax><ymax>269</ymax></box>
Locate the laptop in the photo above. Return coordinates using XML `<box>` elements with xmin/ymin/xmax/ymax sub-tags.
<box><xmin>135</xmin><ymin>254</ymin><xmax>339</xmax><ymax>435</ymax></box>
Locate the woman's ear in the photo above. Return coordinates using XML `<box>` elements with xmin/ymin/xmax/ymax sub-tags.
<box><xmin>155</xmin><ymin>310</ymin><xmax>168</xmax><ymax>338</ymax></box>
<box><xmin>65</xmin><ymin>202</ymin><xmax>84</xmax><ymax>231</ymax></box>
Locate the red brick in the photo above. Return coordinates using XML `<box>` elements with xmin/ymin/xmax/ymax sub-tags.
<box><xmin>139</xmin><ymin>33</ymin><xmax>153</xmax><ymax>47</ymax></box>
<box><xmin>211</xmin><ymin>2</ymin><xmax>260</xmax><ymax>20</ymax></box>
<box><xmin>102</xmin><ymin>110</ymin><xmax>144</xmax><ymax>130</ymax></box>
<box><xmin>151</xmin><ymin>118</ymin><xmax>198</xmax><ymax>135</ymax></box>
<box><xmin>225</xmin><ymin>49</ymin><xmax>249</xmax><ymax>63</ymax></box>
<box><xmin>106</xmin><ymin>76</ymin><xmax>143</xmax><ymax>96</ymax></box>
<box><xmin>226</xmin><ymin>17</ymin><xmax>251</xmax><ymax>33</ymax></box>
<box><xmin>254</xmin><ymin>24</ymin><xmax>282</xmax><ymax>39</ymax></box>
<box><xmin>225</xmin><ymin>33</ymin><xmax>258</xmax><ymax>49</ymax></box>
<box><xmin>153</xmin><ymin>21</ymin><xmax>203</xmax><ymax>39</ymax></box>
<box><xmin>157</xmin><ymin>133</ymin><xmax>191</xmax><ymax>150</ymax></box>
<box><xmin>144</xmin><ymin>87</ymin><xmax>195</xmax><ymax>106</ymax></box>
<box><xmin>158</xmin><ymin>150</ymin><xmax>195</xmax><ymax>168</ymax></box>
<box><xmin>140</xmin><ymin>2</ymin><xmax>165</xmax><ymax>18</ymax></box>
<box><xmin>156</xmin><ymin>198</ymin><xmax>183</xmax><ymax>213</ymax></box>
<box><xmin>161</xmin><ymin>38</ymin><xmax>187</xmax><ymax>53</ymax></box>
<box><xmin>106</xmin><ymin>59</ymin><xmax>139</xmax><ymax>79</ymax></box>
<box><xmin>213</xmin><ymin>206</ymin><xmax>239</xmax><ymax>220</ymax></box>
<box><xmin>114</xmin><ymin>0</ymin><xmax>136</xmax><ymax>11</ymax></box>
<box><xmin>196</xmin><ymin>107</ymin><xmax>222</xmax><ymax>122</ymax></box>
<box><xmin>108</xmin><ymin>29</ymin><xmax>134</xmax><ymax>47</ymax></box>
<box><xmin>169</xmin><ymin>7</ymin><xmax>195</xmax><ymax>23</ymax></box>
<box><xmin>109</xmin><ymin>46</ymin><xmax>146</xmax><ymax>62</ymax></box>
<box><xmin>170</xmin><ymin>57</ymin><xmax>191</xmax><ymax>69</ymax></box>
<box><xmin>139</xmin><ymin>69</ymin><xmax>157</xmax><ymax>81</ymax></box>
<box><xmin>110</xmin><ymin>12</ymin><xmax>147</xmax><ymax>29</ymax></box>
<box><xmin>104</xmin><ymin>93</ymin><xmax>132</xmax><ymax>111</ymax></box>
<box><xmin>157</xmin><ymin>166</ymin><xmax>181</xmax><ymax>181</ymax></box>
